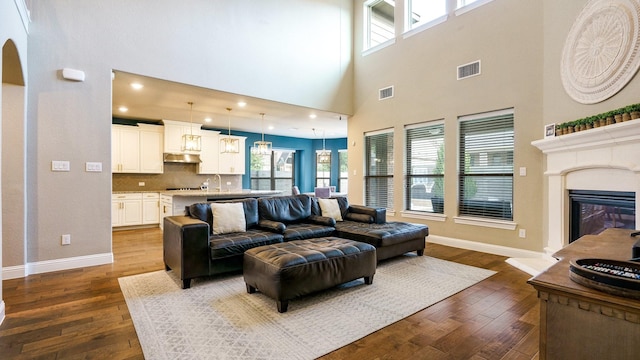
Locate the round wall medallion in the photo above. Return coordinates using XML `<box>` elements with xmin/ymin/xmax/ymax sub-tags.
<box><xmin>561</xmin><ymin>0</ymin><xmax>640</xmax><ymax>104</ymax></box>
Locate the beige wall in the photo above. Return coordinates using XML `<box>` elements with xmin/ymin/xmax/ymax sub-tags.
<box><xmin>22</xmin><ymin>0</ymin><xmax>353</xmax><ymax>265</ymax></box>
<box><xmin>350</xmin><ymin>0</ymin><xmax>545</xmax><ymax>252</ymax></box>
<box><xmin>2</xmin><ymin>83</ymin><xmax>26</xmax><ymax>268</ymax></box>
<box><xmin>350</xmin><ymin>0</ymin><xmax>640</xmax><ymax>253</ymax></box>
<box><xmin>542</xmin><ymin>1</ymin><xmax>640</xmax><ymax>125</ymax></box>
<box><xmin>1</xmin><ymin>0</ymin><xmax>30</xmax><ymax>323</ymax></box>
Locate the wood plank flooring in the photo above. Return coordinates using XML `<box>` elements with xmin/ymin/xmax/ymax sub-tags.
<box><xmin>0</xmin><ymin>228</ymin><xmax>540</xmax><ymax>359</ymax></box>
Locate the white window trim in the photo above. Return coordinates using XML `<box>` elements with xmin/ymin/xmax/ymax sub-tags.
<box><xmin>453</xmin><ymin>216</ymin><xmax>517</xmax><ymax>230</ymax></box>
<box><xmin>403</xmin><ymin>14</ymin><xmax>448</xmax><ymax>39</ymax></box>
<box><xmin>404</xmin><ymin>119</ymin><xmax>445</xmax><ymax>214</ymax></box>
<box><xmin>455</xmin><ymin>0</ymin><xmax>495</xmax><ymax>17</ymax></box>
<box><xmin>363</xmin><ymin>0</ymin><xmax>397</xmax><ymax>54</ymax></box>
<box><xmin>401</xmin><ymin>210</ymin><xmax>446</xmax><ymax>222</ymax></box>
<box><xmin>459</xmin><ymin>107</ymin><xmax>514</xmax><ymax>122</ymax></box>
<box><xmin>363</xmin><ymin>38</ymin><xmax>396</xmax><ymax>57</ymax></box>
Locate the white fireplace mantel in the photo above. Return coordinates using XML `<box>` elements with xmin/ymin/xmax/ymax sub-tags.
<box><xmin>532</xmin><ymin>120</ymin><xmax>640</xmax><ymax>255</ymax></box>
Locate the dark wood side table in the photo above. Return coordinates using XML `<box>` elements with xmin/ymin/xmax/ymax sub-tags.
<box><xmin>528</xmin><ymin>228</ymin><xmax>640</xmax><ymax>360</ymax></box>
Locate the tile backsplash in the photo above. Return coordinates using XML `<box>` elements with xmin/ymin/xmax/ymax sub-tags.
<box><xmin>112</xmin><ymin>162</ymin><xmax>242</xmax><ymax>192</ymax></box>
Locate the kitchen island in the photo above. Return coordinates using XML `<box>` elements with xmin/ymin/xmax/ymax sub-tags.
<box><xmin>159</xmin><ymin>189</ymin><xmax>283</xmax><ymax>229</ymax></box>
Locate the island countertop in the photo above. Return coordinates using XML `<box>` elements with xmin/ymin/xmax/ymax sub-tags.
<box><xmin>159</xmin><ymin>189</ymin><xmax>283</xmax><ymax>199</ymax></box>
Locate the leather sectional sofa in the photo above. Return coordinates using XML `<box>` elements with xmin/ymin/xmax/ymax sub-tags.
<box><xmin>163</xmin><ymin>194</ymin><xmax>429</xmax><ymax>289</ymax></box>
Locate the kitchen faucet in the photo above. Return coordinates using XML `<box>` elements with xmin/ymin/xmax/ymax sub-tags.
<box><xmin>212</xmin><ymin>174</ymin><xmax>222</xmax><ymax>192</ymax></box>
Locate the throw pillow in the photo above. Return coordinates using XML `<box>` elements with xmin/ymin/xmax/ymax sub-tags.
<box><xmin>318</xmin><ymin>198</ymin><xmax>343</xmax><ymax>221</ymax></box>
<box><xmin>211</xmin><ymin>202</ymin><xmax>246</xmax><ymax>235</ymax></box>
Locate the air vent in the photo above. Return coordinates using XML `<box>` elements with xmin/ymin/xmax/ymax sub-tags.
<box><xmin>457</xmin><ymin>60</ymin><xmax>481</xmax><ymax>80</ymax></box>
<box><xmin>379</xmin><ymin>86</ymin><xmax>394</xmax><ymax>100</ymax></box>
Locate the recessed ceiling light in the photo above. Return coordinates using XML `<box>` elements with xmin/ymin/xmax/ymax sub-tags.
<box><xmin>130</xmin><ymin>82</ymin><xmax>144</xmax><ymax>90</ymax></box>
<box><xmin>118</xmin><ymin>106</ymin><xmax>128</xmax><ymax>112</ymax></box>
<box><xmin>237</xmin><ymin>101</ymin><xmax>247</xmax><ymax>107</ymax></box>
<box><xmin>204</xmin><ymin>117</ymin><xmax>212</xmax><ymax>123</ymax></box>
<box><xmin>268</xmin><ymin>125</ymin><xmax>274</xmax><ymax>130</ymax></box>
<box><xmin>309</xmin><ymin>114</ymin><xmax>317</xmax><ymax>119</ymax></box>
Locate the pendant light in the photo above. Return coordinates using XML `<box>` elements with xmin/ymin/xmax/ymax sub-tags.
<box><xmin>181</xmin><ymin>101</ymin><xmax>201</xmax><ymax>152</ymax></box>
<box><xmin>252</xmin><ymin>113</ymin><xmax>272</xmax><ymax>155</ymax></box>
<box><xmin>220</xmin><ymin>107</ymin><xmax>239</xmax><ymax>153</ymax></box>
<box><xmin>317</xmin><ymin>128</ymin><xmax>331</xmax><ymax>164</ymax></box>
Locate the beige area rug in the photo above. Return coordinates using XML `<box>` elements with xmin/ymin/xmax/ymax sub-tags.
<box><xmin>119</xmin><ymin>254</ymin><xmax>495</xmax><ymax>360</ymax></box>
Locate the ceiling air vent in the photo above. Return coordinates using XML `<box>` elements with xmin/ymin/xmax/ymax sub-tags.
<box><xmin>457</xmin><ymin>60</ymin><xmax>481</xmax><ymax>80</ymax></box>
<box><xmin>379</xmin><ymin>86</ymin><xmax>394</xmax><ymax>100</ymax></box>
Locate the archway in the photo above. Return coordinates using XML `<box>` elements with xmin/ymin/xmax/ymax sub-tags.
<box><xmin>2</xmin><ymin>39</ymin><xmax>27</xmax><ymax>280</ymax></box>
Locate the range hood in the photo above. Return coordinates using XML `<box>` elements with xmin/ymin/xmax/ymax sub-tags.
<box><xmin>163</xmin><ymin>153</ymin><xmax>202</xmax><ymax>163</ymax></box>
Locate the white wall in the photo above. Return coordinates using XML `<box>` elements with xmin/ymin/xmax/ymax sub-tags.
<box><xmin>23</xmin><ymin>0</ymin><xmax>353</xmax><ymax>268</ymax></box>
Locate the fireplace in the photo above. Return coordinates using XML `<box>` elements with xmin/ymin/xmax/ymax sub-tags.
<box><xmin>532</xmin><ymin>120</ymin><xmax>640</xmax><ymax>254</ymax></box>
<box><xmin>569</xmin><ymin>190</ymin><xmax>635</xmax><ymax>243</ymax></box>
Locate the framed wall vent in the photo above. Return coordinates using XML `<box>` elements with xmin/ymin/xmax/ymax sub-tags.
<box><xmin>379</xmin><ymin>86</ymin><xmax>394</xmax><ymax>100</ymax></box>
<box><xmin>457</xmin><ymin>60</ymin><xmax>481</xmax><ymax>80</ymax></box>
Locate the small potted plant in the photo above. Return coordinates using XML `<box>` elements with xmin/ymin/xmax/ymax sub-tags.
<box><xmin>613</xmin><ymin>107</ymin><xmax>625</xmax><ymax>123</ymax></box>
<box><xmin>628</xmin><ymin>104</ymin><xmax>640</xmax><ymax>120</ymax></box>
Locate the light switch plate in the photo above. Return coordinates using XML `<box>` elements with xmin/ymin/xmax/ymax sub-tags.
<box><xmin>52</xmin><ymin>160</ymin><xmax>70</xmax><ymax>172</ymax></box>
<box><xmin>85</xmin><ymin>162</ymin><xmax>102</xmax><ymax>172</ymax></box>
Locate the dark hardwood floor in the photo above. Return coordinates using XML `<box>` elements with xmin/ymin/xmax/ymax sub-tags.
<box><xmin>0</xmin><ymin>228</ymin><xmax>539</xmax><ymax>359</ymax></box>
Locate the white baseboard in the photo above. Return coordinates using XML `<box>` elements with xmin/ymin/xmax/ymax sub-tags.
<box><xmin>2</xmin><ymin>265</ymin><xmax>27</xmax><ymax>280</ymax></box>
<box><xmin>427</xmin><ymin>235</ymin><xmax>544</xmax><ymax>258</ymax></box>
<box><xmin>22</xmin><ymin>253</ymin><xmax>114</xmax><ymax>276</ymax></box>
<box><xmin>0</xmin><ymin>300</ymin><xmax>5</xmax><ymax>327</ymax></box>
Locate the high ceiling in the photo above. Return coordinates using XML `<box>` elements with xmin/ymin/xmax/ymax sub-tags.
<box><xmin>111</xmin><ymin>71</ymin><xmax>348</xmax><ymax>139</ymax></box>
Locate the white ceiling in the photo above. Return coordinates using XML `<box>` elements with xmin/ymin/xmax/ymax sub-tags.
<box><xmin>111</xmin><ymin>71</ymin><xmax>348</xmax><ymax>139</ymax></box>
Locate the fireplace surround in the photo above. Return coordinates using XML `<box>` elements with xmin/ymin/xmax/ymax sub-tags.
<box><xmin>532</xmin><ymin>120</ymin><xmax>640</xmax><ymax>255</ymax></box>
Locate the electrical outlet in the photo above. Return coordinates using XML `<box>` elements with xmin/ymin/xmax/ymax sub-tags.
<box><xmin>138</xmin><ymin>182</ymin><xmax>145</xmax><ymax>186</ymax></box>
<box><xmin>61</xmin><ymin>234</ymin><xmax>71</xmax><ymax>245</ymax></box>
<box><xmin>519</xmin><ymin>229</ymin><xmax>526</xmax><ymax>238</ymax></box>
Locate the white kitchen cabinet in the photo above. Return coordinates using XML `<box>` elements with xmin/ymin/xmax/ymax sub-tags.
<box><xmin>159</xmin><ymin>194</ymin><xmax>173</xmax><ymax>230</ymax></box>
<box><xmin>162</xmin><ymin>120</ymin><xmax>202</xmax><ymax>154</ymax></box>
<box><xmin>112</xmin><ymin>125</ymin><xmax>140</xmax><ymax>173</ymax></box>
<box><xmin>139</xmin><ymin>124</ymin><xmax>164</xmax><ymax>174</ymax></box>
<box><xmin>112</xmin><ymin>193</ymin><xmax>143</xmax><ymax>227</ymax></box>
<box><xmin>142</xmin><ymin>193</ymin><xmax>160</xmax><ymax>224</ymax></box>
<box><xmin>218</xmin><ymin>136</ymin><xmax>246</xmax><ymax>174</ymax></box>
<box><xmin>198</xmin><ymin>130</ymin><xmax>221</xmax><ymax>174</ymax></box>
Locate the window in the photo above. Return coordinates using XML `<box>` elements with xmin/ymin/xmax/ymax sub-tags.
<box><xmin>406</xmin><ymin>0</ymin><xmax>446</xmax><ymax>31</ymax></box>
<box><xmin>338</xmin><ymin>149</ymin><xmax>348</xmax><ymax>192</ymax></box>
<box><xmin>405</xmin><ymin>121</ymin><xmax>444</xmax><ymax>213</ymax></box>
<box><xmin>364</xmin><ymin>0</ymin><xmax>395</xmax><ymax>51</ymax></box>
<box><xmin>250</xmin><ymin>150</ymin><xmax>296</xmax><ymax>195</ymax></box>
<box><xmin>365</xmin><ymin>129</ymin><xmax>394</xmax><ymax>209</ymax></box>
<box><xmin>458</xmin><ymin>109</ymin><xmax>514</xmax><ymax>220</ymax></box>
<box><xmin>316</xmin><ymin>150</ymin><xmax>331</xmax><ymax>187</ymax></box>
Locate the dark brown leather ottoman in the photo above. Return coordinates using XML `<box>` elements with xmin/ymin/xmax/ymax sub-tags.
<box><xmin>243</xmin><ymin>237</ymin><xmax>376</xmax><ymax>313</ymax></box>
<box><xmin>334</xmin><ymin>221</ymin><xmax>429</xmax><ymax>261</ymax></box>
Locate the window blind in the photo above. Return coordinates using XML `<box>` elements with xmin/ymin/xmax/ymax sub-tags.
<box><xmin>365</xmin><ymin>130</ymin><xmax>394</xmax><ymax>209</ymax></box>
<box><xmin>405</xmin><ymin>122</ymin><xmax>444</xmax><ymax>213</ymax></box>
<box><xmin>458</xmin><ymin>111</ymin><xmax>513</xmax><ymax>220</ymax></box>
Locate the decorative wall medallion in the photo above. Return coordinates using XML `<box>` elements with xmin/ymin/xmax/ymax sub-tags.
<box><xmin>561</xmin><ymin>0</ymin><xmax>640</xmax><ymax>104</ymax></box>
